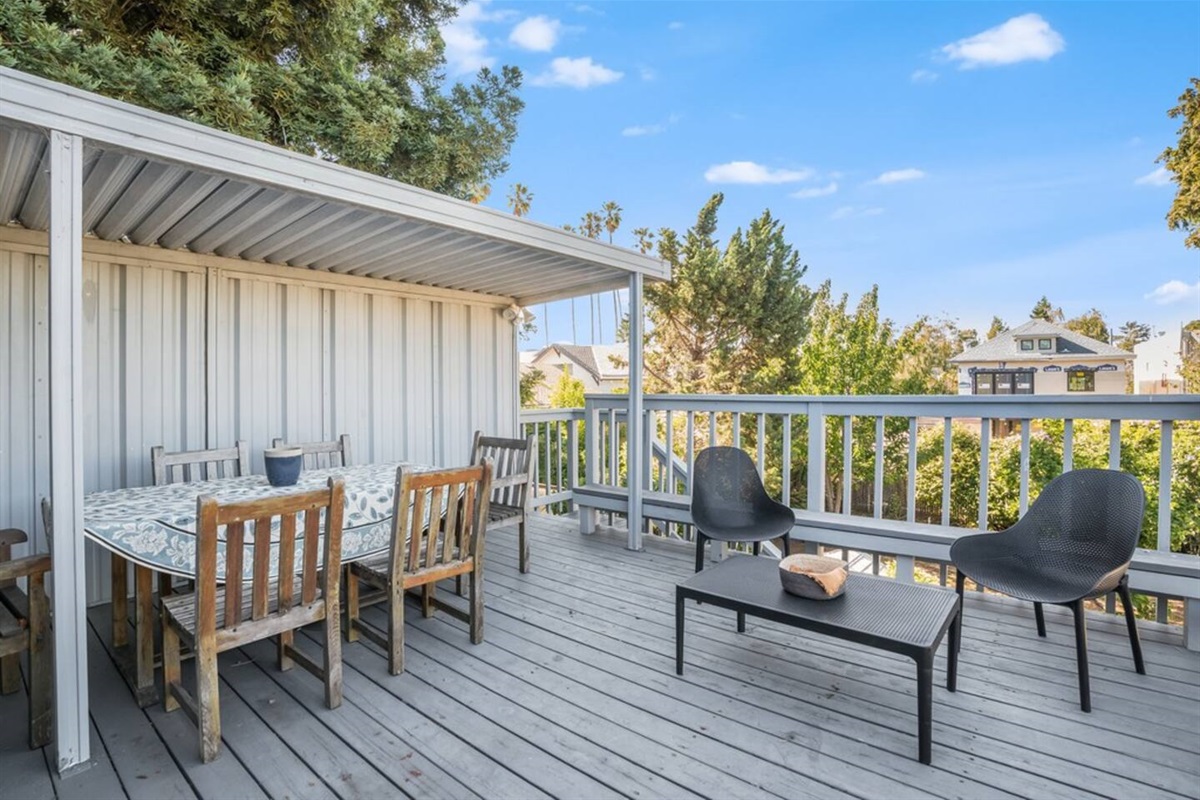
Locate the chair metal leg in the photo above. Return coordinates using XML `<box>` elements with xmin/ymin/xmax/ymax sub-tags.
<box><xmin>694</xmin><ymin>532</ymin><xmax>706</xmax><ymax>573</ymax></box>
<box><xmin>1117</xmin><ymin>577</ymin><xmax>1146</xmax><ymax>675</ymax></box>
<box><xmin>1034</xmin><ymin>602</ymin><xmax>1046</xmax><ymax>637</ymax></box>
<box><xmin>1072</xmin><ymin>599</ymin><xmax>1091</xmax><ymax>712</ymax></box>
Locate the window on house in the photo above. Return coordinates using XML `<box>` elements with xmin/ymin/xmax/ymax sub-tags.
<box><xmin>974</xmin><ymin>373</ymin><xmax>993</xmax><ymax>395</ymax></box>
<box><xmin>1067</xmin><ymin>370</ymin><xmax>1094</xmax><ymax>392</ymax></box>
<box><xmin>1015</xmin><ymin>372</ymin><xmax>1034</xmax><ymax>394</ymax></box>
<box><xmin>1020</xmin><ymin>339</ymin><xmax>1034</xmax><ymax>351</ymax></box>
<box><xmin>1038</xmin><ymin>338</ymin><xmax>1052</xmax><ymax>351</ymax></box>
<box><xmin>994</xmin><ymin>373</ymin><xmax>1014</xmax><ymax>394</ymax></box>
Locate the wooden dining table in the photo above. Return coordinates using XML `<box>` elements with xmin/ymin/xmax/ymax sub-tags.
<box><xmin>83</xmin><ymin>461</ymin><xmax>434</xmax><ymax>705</ymax></box>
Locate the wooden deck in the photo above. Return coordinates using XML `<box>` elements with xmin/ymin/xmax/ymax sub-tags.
<box><xmin>3</xmin><ymin>513</ymin><xmax>1199</xmax><ymax>800</ymax></box>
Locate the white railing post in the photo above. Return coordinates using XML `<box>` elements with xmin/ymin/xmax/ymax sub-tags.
<box><xmin>48</xmin><ymin>130</ymin><xmax>90</xmax><ymax>773</ymax></box>
<box><xmin>580</xmin><ymin>397</ymin><xmax>599</xmax><ymax>534</ymax></box>
<box><xmin>567</xmin><ymin>413</ymin><xmax>579</xmax><ymax>512</ymax></box>
<box><xmin>626</xmin><ymin>272</ymin><xmax>644</xmax><ymax>550</ymax></box>
<box><xmin>806</xmin><ymin>404</ymin><xmax>826</xmax><ymax>554</ymax></box>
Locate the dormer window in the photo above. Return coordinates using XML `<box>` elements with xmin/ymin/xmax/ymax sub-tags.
<box><xmin>1038</xmin><ymin>338</ymin><xmax>1052</xmax><ymax>351</ymax></box>
<box><xmin>1020</xmin><ymin>339</ymin><xmax>1034</xmax><ymax>351</ymax></box>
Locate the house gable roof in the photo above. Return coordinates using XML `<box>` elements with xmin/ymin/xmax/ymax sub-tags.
<box><xmin>950</xmin><ymin>320</ymin><xmax>1131</xmax><ymax>364</ymax></box>
<box><xmin>527</xmin><ymin>343</ymin><xmax>628</xmax><ymax>382</ymax></box>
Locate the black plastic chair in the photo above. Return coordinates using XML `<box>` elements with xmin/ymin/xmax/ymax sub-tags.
<box><xmin>690</xmin><ymin>447</ymin><xmax>794</xmax><ymax>573</ymax></box>
<box><xmin>950</xmin><ymin>469</ymin><xmax>1147</xmax><ymax>712</ymax></box>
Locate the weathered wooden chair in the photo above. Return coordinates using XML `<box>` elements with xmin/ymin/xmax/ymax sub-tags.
<box><xmin>162</xmin><ymin>478</ymin><xmax>346</xmax><ymax>763</ymax></box>
<box><xmin>103</xmin><ymin>441</ymin><xmax>253</xmax><ymax>707</ymax></box>
<box><xmin>345</xmin><ymin>462</ymin><xmax>492</xmax><ymax>675</ymax></box>
<box><xmin>469</xmin><ymin>431</ymin><xmax>535</xmax><ymax>573</ymax></box>
<box><xmin>271</xmin><ymin>435</ymin><xmax>352</xmax><ymax>470</ymax></box>
<box><xmin>0</xmin><ymin>516</ymin><xmax>51</xmax><ymax>748</ymax></box>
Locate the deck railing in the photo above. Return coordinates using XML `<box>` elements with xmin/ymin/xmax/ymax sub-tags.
<box><xmin>520</xmin><ymin>394</ymin><xmax>1200</xmax><ymax>635</ymax></box>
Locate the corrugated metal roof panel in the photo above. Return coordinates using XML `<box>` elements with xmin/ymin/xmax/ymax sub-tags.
<box><xmin>0</xmin><ymin>69</ymin><xmax>668</xmax><ymax>304</ymax></box>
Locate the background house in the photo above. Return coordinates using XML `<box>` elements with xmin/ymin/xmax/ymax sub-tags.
<box><xmin>950</xmin><ymin>320</ymin><xmax>1132</xmax><ymax>396</ymax></box>
<box><xmin>521</xmin><ymin>343</ymin><xmax>628</xmax><ymax>406</ymax></box>
<box><xmin>1133</xmin><ymin>328</ymin><xmax>1199</xmax><ymax>394</ymax></box>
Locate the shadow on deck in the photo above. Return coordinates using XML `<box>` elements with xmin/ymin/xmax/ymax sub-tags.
<box><xmin>3</xmin><ymin>514</ymin><xmax>1199</xmax><ymax>799</ymax></box>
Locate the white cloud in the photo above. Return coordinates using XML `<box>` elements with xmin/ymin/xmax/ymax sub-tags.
<box><xmin>509</xmin><ymin>15</ymin><xmax>562</xmax><ymax>52</ymax></box>
<box><xmin>668</xmin><ymin>21</ymin><xmax>685</xmax><ymax>30</ymax></box>
<box><xmin>441</xmin><ymin>1</ymin><xmax>515</xmax><ymax>75</ymax></box>
<box><xmin>623</xmin><ymin>123</ymin><xmax>665</xmax><ymax>137</ymax></box>
<box><xmin>942</xmin><ymin>13</ymin><xmax>1065</xmax><ymax>69</ymax></box>
<box><xmin>622</xmin><ymin>113</ymin><xmax>680</xmax><ymax>137</ymax></box>
<box><xmin>1134</xmin><ymin>167</ymin><xmax>1171</xmax><ymax>187</ymax></box>
<box><xmin>911</xmin><ymin>69</ymin><xmax>939</xmax><ymax>84</ymax></box>
<box><xmin>573</xmin><ymin>4</ymin><xmax>602</xmax><ymax>14</ymax></box>
<box><xmin>830</xmin><ymin>206</ymin><xmax>884</xmax><ymax>220</ymax></box>
<box><xmin>704</xmin><ymin>161</ymin><xmax>813</xmax><ymax>184</ymax></box>
<box><xmin>639</xmin><ymin>66</ymin><xmax>657</xmax><ymax>81</ymax></box>
<box><xmin>872</xmin><ymin>168</ymin><xmax>927</xmax><ymax>185</ymax></box>
<box><xmin>1145</xmin><ymin>280</ymin><xmax>1200</xmax><ymax>305</ymax></box>
<box><xmin>790</xmin><ymin>182</ymin><xmax>838</xmax><ymax>199</ymax></box>
<box><xmin>531</xmin><ymin>56</ymin><xmax>623</xmax><ymax>89</ymax></box>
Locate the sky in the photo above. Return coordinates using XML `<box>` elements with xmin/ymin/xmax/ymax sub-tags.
<box><xmin>441</xmin><ymin>1</ymin><xmax>1200</xmax><ymax>348</ymax></box>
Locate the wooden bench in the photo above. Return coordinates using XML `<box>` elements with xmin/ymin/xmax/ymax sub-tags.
<box><xmin>574</xmin><ymin>484</ymin><xmax>1200</xmax><ymax>650</ymax></box>
<box><xmin>0</xmin><ymin>527</ymin><xmax>51</xmax><ymax>748</ymax></box>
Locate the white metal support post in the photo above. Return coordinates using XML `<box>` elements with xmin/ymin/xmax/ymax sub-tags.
<box><xmin>626</xmin><ymin>274</ymin><xmax>644</xmax><ymax>551</ymax></box>
<box><xmin>48</xmin><ymin>130</ymin><xmax>90</xmax><ymax>773</ymax></box>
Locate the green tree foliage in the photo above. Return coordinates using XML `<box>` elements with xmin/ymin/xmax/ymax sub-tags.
<box><xmin>548</xmin><ymin>369</ymin><xmax>585</xmax><ymax>409</ymax></box>
<box><xmin>631</xmin><ymin>226</ymin><xmax>656</xmax><ymax>254</ymax></box>
<box><xmin>1182</xmin><ymin>320</ymin><xmax>1200</xmax><ymax>392</ymax></box>
<box><xmin>519</xmin><ymin>367</ymin><xmax>544</xmax><ymax>407</ymax></box>
<box><xmin>1030</xmin><ymin>296</ymin><xmax>1064</xmax><ymax>323</ymax></box>
<box><xmin>1160</xmin><ymin>78</ymin><xmax>1200</xmax><ymax>248</ymax></box>
<box><xmin>914</xmin><ymin>420</ymin><xmax>1200</xmax><ymax>554</ymax></box>
<box><xmin>1065</xmin><ymin>307</ymin><xmax>1111</xmax><ymax>343</ymax></box>
<box><xmin>986</xmin><ymin>316</ymin><xmax>1008</xmax><ymax>340</ymax></box>
<box><xmin>1116</xmin><ymin>321</ymin><xmax>1153</xmax><ymax>351</ymax></box>
<box><xmin>0</xmin><ymin>0</ymin><xmax>524</xmax><ymax>199</ymax></box>
<box><xmin>601</xmin><ymin>201</ymin><xmax>623</xmax><ymax>244</ymax></box>
<box><xmin>798</xmin><ymin>284</ymin><xmax>898</xmax><ymax>395</ymax></box>
<box><xmin>644</xmin><ymin>193</ymin><xmax>812</xmax><ymax>394</ymax></box>
<box><xmin>896</xmin><ymin>316</ymin><xmax>977</xmax><ymax>394</ymax></box>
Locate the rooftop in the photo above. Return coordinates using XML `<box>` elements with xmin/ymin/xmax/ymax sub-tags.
<box><xmin>5</xmin><ymin>514</ymin><xmax>1197</xmax><ymax>799</ymax></box>
<box><xmin>951</xmin><ymin>320</ymin><xmax>1132</xmax><ymax>364</ymax></box>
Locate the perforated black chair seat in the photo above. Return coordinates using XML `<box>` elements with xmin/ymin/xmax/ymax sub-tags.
<box><xmin>690</xmin><ymin>447</ymin><xmax>793</xmax><ymax>572</ymax></box>
<box><xmin>949</xmin><ymin>468</ymin><xmax>1147</xmax><ymax>712</ymax></box>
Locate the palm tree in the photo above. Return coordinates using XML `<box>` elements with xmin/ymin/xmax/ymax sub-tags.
<box><xmin>466</xmin><ymin>183</ymin><xmax>491</xmax><ymax>204</ymax></box>
<box><xmin>632</xmin><ymin>226</ymin><xmax>656</xmax><ymax>254</ymax></box>
<box><xmin>580</xmin><ymin>211</ymin><xmax>603</xmax><ymax>240</ymax></box>
<box><xmin>507</xmin><ymin>183</ymin><xmax>533</xmax><ymax>217</ymax></box>
<box><xmin>601</xmin><ymin>201</ymin><xmax>623</xmax><ymax>243</ymax></box>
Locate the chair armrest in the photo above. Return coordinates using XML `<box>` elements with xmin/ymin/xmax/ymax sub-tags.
<box><xmin>0</xmin><ymin>529</ymin><xmax>28</xmax><ymax>550</ymax></box>
<box><xmin>0</xmin><ymin>554</ymin><xmax>51</xmax><ymax>584</ymax></box>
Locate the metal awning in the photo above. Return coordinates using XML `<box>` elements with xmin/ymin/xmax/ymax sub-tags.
<box><xmin>0</xmin><ymin>66</ymin><xmax>657</xmax><ymax>775</ymax></box>
<box><xmin>0</xmin><ymin>67</ymin><xmax>667</xmax><ymax>306</ymax></box>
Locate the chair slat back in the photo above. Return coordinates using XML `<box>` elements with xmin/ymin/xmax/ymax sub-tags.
<box><xmin>194</xmin><ymin>479</ymin><xmax>344</xmax><ymax>639</ymax></box>
<box><xmin>469</xmin><ymin>432</ymin><xmax>534</xmax><ymax>510</ymax></box>
<box><xmin>271</xmin><ymin>435</ymin><xmax>352</xmax><ymax>470</ymax></box>
<box><xmin>153</xmin><ymin>442</ymin><xmax>251</xmax><ymax>485</ymax></box>
<box><xmin>390</xmin><ymin>463</ymin><xmax>491</xmax><ymax>577</ymax></box>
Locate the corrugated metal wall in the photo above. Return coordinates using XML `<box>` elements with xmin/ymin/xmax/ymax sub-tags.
<box><xmin>0</xmin><ymin>233</ymin><xmax>518</xmax><ymax>604</ymax></box>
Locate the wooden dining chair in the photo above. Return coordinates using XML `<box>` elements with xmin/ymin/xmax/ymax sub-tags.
<box><xmin>162</xmin><ymin>478</ymin><xmax>346</xmax><ymax>763</ymax></box>
<box><xmin>151</xmin><ymin>441</ymin><xmax>251</xmax><ymax>486</ymax></box>
<box><xmin>345</xmin><ymin>462</ymin><xmax>492</xmax><ymax>675</ymax></box>
<box><xmin>469</xmin><ymin>431</ymin><xmax>536</xmax><ymax>573</ymax></box>
<box><xmin>0</xmin><ymin>512</ymin><xmax>51</xmax><ymax>748</ymax></box>
<box><xmin>271</xmin><ymin>435</ymin><xmax>352</xmax><ymax>470</ymax></box>
<box><xmin>102</xmin><ymin>441</ymin><xmax>253</xmax><ymax>707</ymax></box>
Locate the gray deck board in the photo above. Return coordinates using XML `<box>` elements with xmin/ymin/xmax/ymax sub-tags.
<box><xmin>3</xmin><ymin>513</ymin><xmax>1198</xmax><ymax>800</ymax></box>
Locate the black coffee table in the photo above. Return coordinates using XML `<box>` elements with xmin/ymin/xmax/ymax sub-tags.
<box><xmin>675</xmin><ymin>555</ymin><xmax>961</xmax><ymax>764</ymax></box>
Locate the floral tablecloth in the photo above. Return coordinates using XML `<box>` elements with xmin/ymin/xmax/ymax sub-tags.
<box><xmin>83</xmin><ymin>462</ymin><xmax>434</xmax><ymax>580</ymax></box>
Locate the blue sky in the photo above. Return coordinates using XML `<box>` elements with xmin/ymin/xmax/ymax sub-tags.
<box><xmin>442</xmin><ymin>1</ymin><xmax>1200</xmax><ymax>347</ymax></box>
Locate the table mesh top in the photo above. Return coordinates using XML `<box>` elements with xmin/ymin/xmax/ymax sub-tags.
<box><xmin>679</xmin><ymin>555</ymin><xmax>959</xmax><ymax>649</ymax></box>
